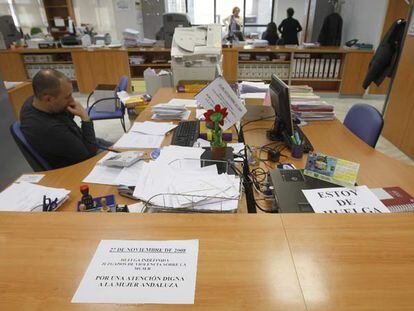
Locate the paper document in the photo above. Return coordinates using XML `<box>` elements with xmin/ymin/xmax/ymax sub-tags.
<box><xmin>72</xmin><ymin>240</ymin><xmax>199</xmax><ymax>304</ymax></box>
<box><xmin>114</xmin><ymin>160</ymin><xmax>145</xmax><ymax>186</ymax></box>
<box><xmin>114</xmin><ymin>132</ymin><xmax>164</xmax><ymax>149</ymax></box>
<box><xmin>0</xmin><ymin>182</ymin><xmax>70</xmax><ymax>212</ymax></box>
<box><xmin>130</xmin><ymin>121</ymin><xmax>177</xmax><ymax>136</ymax></box>
<box><xmin>167</xmin><ymin>98</ymin><xmax>198</xmax><ymax>108</ymax></box>
<box><xmin>195</xmin><ymin>77</ymin><xmax>247</xmax><ymax>130</ymax></box>
<box><xmin>15</xmin><ymin>174</ymin><xmax>45</xmax><ymax>183</ymax></box>
<box><xmin>83</xmin><ymin>152</ymin><xmax>123</xmax><ymax>185</ymax></box>
<box><xmin>302</xmin><ymin>186</ymin><xmax>390</xmax><ymax>214</ymax></box>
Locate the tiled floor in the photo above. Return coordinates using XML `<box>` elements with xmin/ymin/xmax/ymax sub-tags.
<box><xmin>74</xmin><ymin>93</ymin><xmax>414</xmax><ymax>166</ymax></box>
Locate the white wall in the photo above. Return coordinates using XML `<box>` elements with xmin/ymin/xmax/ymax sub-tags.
<box><xmin>341</xmin><ymin>0</ymin><xmax>388</xmax><ymax>48</ymax></box>
<box><xmin>273</xmin><ymin>0</ymin><xmax>307</xmax><ymax>32</ymax></box>
<box><xmin>112</xmin><ymin>0</ymin><xmax>144</xmax><ymax>40</ymax></box>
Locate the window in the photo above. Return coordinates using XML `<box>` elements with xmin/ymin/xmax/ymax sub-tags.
<box><xmin>73</xmin><ymin>0</ymin><xmax>116</xmax><ymax>36</ymax></box>
<box><xmin>176</xmin><ymin>0</ymin><xmax>274</xmax><ymax>36</ymax></box>
<box><xmin>186</xmin><ymin>0</ymin><xmax>214</xmax><ymax>25</ymax></box>
<box><xmin>165</xmin><ymin>0</ymin><xmax>186</xmax><ymax>13</ymax></box>
<box><xmin>245</xmin><ymin>0</ymin><xmax>273</xmax><ymax>26</ymax></box>
<box><xmin>215</xmin><ymin>0</ymin><xmax>243</xmax><ymax>25</ymax></box>
<box><xmin>1</xmin><ymin>0</ymin><xmax>47</xmax><ymax>33</ymax></box>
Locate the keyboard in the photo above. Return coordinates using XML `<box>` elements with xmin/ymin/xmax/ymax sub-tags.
<box><xmin>171</xmin><ymin>120</ymin><xmax>200</xmax><ymax>147</ymax></box>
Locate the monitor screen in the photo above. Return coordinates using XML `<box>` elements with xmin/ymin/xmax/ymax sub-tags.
<box><xmin>269</xmin><ymin>74</ymin><xmax>293</xmax><ymax>137</ymax></box>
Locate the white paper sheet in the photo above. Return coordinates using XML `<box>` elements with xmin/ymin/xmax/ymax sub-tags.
<box><xmin>195</xmin><ymin>77</ymin><xmax>247</xmax><ymax>130</ymax></box>
<box><xmin>15</xmin><ymin>174</ymin><xmax>45</xmax><ymax>183</ymax></box>
<box><xmin>130</xmin><ymin>121</ymin><xmax>177</xmax><ymax>136</ymax></box>
<box><xmin>302</xmin><ymin>186</ymin><xmax>390</xmax><ymax>214</ymax></box>
<box><xmin>82</xmin><ymin>152</ymin><xmax>123</xmax><ymax>185</ymax></box>
<box><xmin>114</xmin><ymin>160</ymin><xmax>145</xmax><ymax>186</ymax></box>
<box><xmin>72</xmin><ymin>240</ymin><xmax>199</xmax><ymax>304</ymax></box>
<box><xmin>0</xmin><ymin>182</ymin><xmax>70</xmax><ymax>212</ymax></box>
<box><xmin>114</xmin><ymin>132</ymin><xmax>164</xmax><ymax>149</ymax></box>
<box><xmin>167</xmin><ymin>98</ymin><xmax>198</xmax><ymax>108</ymax></box>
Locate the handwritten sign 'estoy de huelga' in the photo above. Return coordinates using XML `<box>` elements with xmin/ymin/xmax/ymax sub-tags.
<box><xmin>302</xmin><ymin>186</ymin><xmax>391</xmax><ymax>214</ymax></box>
<box><xmin>72</xmin><ymin>240</ymin><xmax>199</xmax><ymax>304</ymax></box>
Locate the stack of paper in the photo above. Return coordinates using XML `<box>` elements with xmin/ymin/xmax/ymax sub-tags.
<box><xmin>114</xmin><ymin>132</ymin><xmax>164</xmax><ymax>149</ymax></box>
<box><xmin>130</xmin><ymin>121</ymin><xmax>177</xmax><ymax>136</ymax></box>
<box><xmin>131</xmin><ymin>145</ymin><xmax>240</xmax><ymax>211</ymax></box>
<box><xmin>132</xmin><ymin>162</ymin><xmax>240</xmax><ymax>211</ymax></box>
<box><xmin>83</xmin><ymin>152</ymin><xmax>146</xmax><ymax>186</ymax></box>
<box><xmin>0</xmin><ymin>182</ymin><xmax>70</xmax><ymax>212</ymax></box>
<box><xmin>151</xmin><ymin>102</ymin><xmax>190</xmax><ymax>121</ymax></box>
<box><xmin>291</xmin><ymin>100</ymin><xmax>335</xmax><ymax>121</ymax></box>
<box><xmin>289</xmin><ymin>85</ymin><xmax>313</xmax><ymax>93</ymax></box>
<box><xmin>122</xmin><ymin>28</ymin><xmax>140</xmax><ymax>47</ymax></box>
<box><xmin>239</xmin><ymin>81</ymin><xmax>269</xmax><ymax>93</ymax></box>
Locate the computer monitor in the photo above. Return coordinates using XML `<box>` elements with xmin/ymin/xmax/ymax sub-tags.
<box><xmin>268</xmin><ymin>74</ymin><xmax>294</xmax><ymax>141</ymax></box>
<box><xmin>0</xmin><ymin>15</ymin><xmax>22</xmax><ymax>48</ymax></box>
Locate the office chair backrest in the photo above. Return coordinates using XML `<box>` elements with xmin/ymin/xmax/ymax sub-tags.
<box><xmin>10</xmin><ymin>122</ymin><xmax>52</xmax><ymax>171</ymax></box>
<box><xmin>343</xmin><ymin>103</ymin><xmax>384</xmax><ymax>148</ymax></box>
<box><xmin>117</xmin><ymin>75</ymin><xmax>129</xmax><ymax>93</ymax></box>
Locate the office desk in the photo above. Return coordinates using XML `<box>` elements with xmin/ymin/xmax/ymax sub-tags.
<box><xmin>30</xmin><ymin>88</ymin><xmax>414</xmax><ymax>212</ymax></box>
<box><xmin>6</xmin><ymin>81</ymin><xmax>33</xmax><ymax>120</ymax></box>
<box><xmin>1</xmin><ymin>212</ymin><xmax>414</xmax><ymax>310</ymax></box>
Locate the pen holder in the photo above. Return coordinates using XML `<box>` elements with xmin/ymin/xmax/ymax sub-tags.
<box><xmin>291</xmin><ymin>144</ymin><xmax>304</xmax><ymax>159</ymax></box>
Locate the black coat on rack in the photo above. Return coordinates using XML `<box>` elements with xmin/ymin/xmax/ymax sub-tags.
<box><xmin>363</xmin><ymin>19</ymin><xmax>407</xmax><ymax>89</ymax></box>
<box><xmin>318</xmin><ymin>13</ymin><xmax>343</xmax><ymax>46</ymax></box>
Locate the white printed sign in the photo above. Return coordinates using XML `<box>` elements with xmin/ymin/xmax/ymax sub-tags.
<box><xmin>195</xmin><ymin>77</ymin><xmax>247</xmax><ymax>130</ymax></box>
<box><xmin>72</xmin><ymin>240</ymin><xmax>199</xmax><ymax>304</ymax></box>
<box><xmin>302</xmin><ymin>186</ymin><xmax>390</xmax><ymax>214</ymax></box>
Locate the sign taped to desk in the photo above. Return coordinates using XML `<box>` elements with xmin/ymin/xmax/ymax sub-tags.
<box><xmin>72</xmin><ymin>240</ymin><xmax>199</xmax><ymax>304</ymax></box>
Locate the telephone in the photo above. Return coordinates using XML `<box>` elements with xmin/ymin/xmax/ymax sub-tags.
<box><xmin>103</xmin><ymin>151</ymin><xmax>144</xmax><ymax>167</ymax></box>
<box><xmin>345</xmin><ymin>39</ymin><xmax>358</xmax><ymax>47</ymax></box>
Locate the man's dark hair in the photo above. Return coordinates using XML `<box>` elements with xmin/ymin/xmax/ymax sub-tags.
<box><xmin>32</xmin><ymin>69</ymin><xmax>69</xmax><ymax>99</ymax></box>
<box><xmin>287</xmin><ymin>8</ymin><xmax>294</xmax><ymax>17</ymax></box>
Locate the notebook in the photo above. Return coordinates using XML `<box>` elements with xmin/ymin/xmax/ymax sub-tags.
<box><xmin>371</xmin><ymin>187</ymin><xmax>414</xmax><ymax>213</ymax></box>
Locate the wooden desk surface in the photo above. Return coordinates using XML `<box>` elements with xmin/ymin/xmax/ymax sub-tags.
<box><xmin>1</xmin><ymin>213</ymin><xmax>414</xmax><ymax>310</ymax></box>
<box><xmin>28</xmin><ymin>87</ymin><xmax>414</xmax><ymax>213</ymax></box>
<box><xmin>0</xmin><ymin>213</ymin><xmax>306</xmax><ymax>310</ymax></box>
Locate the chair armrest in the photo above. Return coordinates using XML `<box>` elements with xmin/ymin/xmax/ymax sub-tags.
<box><xmin>86</xmin><ymin>91</ymin><xmax>94</xmax><ymax>108</ymax></box>
<box><xmin>88</xmin><ymin>97</ymin><xmax>118</xmax><ymax>116</ymax></box>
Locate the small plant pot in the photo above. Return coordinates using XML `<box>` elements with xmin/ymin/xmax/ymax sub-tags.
<box><xmin>211</xmin><ymin>146</ymin><xmax>227</xmax><ymax>160</ymax></box>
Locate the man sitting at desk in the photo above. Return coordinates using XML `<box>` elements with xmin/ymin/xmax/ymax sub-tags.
<box><xmin>20</xmin><ymin>69</ymin><xmax>103</xmax><ymax>169</ymax></box>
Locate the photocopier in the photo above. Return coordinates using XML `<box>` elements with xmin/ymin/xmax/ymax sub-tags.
<box><xmin>171</xmin><ymin>24</ymin><xmax>222</xmax><ymax>86</ymax></box>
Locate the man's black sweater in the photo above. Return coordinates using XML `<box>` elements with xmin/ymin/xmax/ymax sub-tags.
<box><xmin>20</xmin><ymin>97</ymin><xmax>98</xmax><ymax>169</ymax></box>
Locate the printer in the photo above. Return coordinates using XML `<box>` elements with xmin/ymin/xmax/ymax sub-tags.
<box><xmin>171</xmin><ymin>24</ymin><xmax>222</xmax><ymax>86</ymax></box>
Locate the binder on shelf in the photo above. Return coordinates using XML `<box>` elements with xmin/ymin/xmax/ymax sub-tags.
<box><xmin>291</xmin><ymin>59</ymin><xmax>297</xmax><ymax>78</ymax></box>
<box><xmin>329</xmin><ymin>58</ymin><xmax>335</xmax><ymax>78</ymax></box>
<box><xmin>323</xmin><ymin>59</ymin><xmax>330</xmax><ymax>78</ymax></box>
<box><xmin>309</xmin><ymin>58</ymin><xmax>315</xmax><ymax>78</ymax></box>
<box><xmin>334</xmin><ymin>59</ymin><xmax>341</xmax><ymax>78</ymax></box>
<box><xmin>314</xmin><ymin>59</ymin><xmax>320</xmax><ymax>78</ymax></box>
<box><xmin>298</xmin><ymin>59</ymin><xmax>304</xmax><ymax>78</ymax></box>
<box><xmin>304</xmin><ymin>59</ymin><xmax>309</xmax><ymax>78</ymax></box>
<box><xmin>318</xmin><ymin>59</ymin><xmax>324</xmax><ymax>78</ymax></box>
<box><xmin>295</xmin><ymin>58</ymin><xmax>301</xmax><ymax>78</ymax></box>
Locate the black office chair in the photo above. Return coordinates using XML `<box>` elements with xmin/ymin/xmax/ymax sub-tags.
<box><xmin>10</xmin><ymin>122</ymin><xmax>52</xmax><ymax>172</ymax></box>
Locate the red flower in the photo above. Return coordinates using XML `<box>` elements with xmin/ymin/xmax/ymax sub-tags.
<box><xmin>204</xmin><ymin>104</ymin><xmax>228</xmax><ymax>127</ymax></box>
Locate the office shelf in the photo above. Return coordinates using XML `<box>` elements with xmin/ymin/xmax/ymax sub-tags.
<box><xmin>24</xmin><ymin>61</ymin><xmax>73</xmax><ymax>64</ymax></box>
<box><xmin>291</xmin><ymin>78</ymin><xmax>342</xmax><ymax>82</ymax></box>
<box><xmin>238</xmin><ymin>60</ymin><xmax>291</xmax><ymax>64</ymax></box>
<box><xmin>129</xmin><ymin>63</ymin><xmax>171</xmax><ymax>67</ymax></box>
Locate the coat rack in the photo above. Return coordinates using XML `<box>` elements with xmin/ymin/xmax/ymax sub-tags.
<box><xmin>328</xmin><ymin>0</ymin><xmax>346</xmax><ymax>13</ymax></box>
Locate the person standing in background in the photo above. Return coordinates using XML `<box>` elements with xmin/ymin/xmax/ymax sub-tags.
<box><xmin>223</xmin><ymin>6</ymin><xmax>244</xmax><ymax>40</ymax></box>
<box><xmin>278</xmin><ymin>8</ymin><xmax>302</xmax><ymax>45</ymax></box>
<box><xmin>262</xmin><ymin>22</ymin><xmax>279</xmax><ymax>45</ymax></box>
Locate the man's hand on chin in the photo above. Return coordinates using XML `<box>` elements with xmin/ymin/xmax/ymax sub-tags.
<box><xmin>67</xmin><ymin>101</ymin><xmax>90</xmax><ymax>122</ymax></box>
